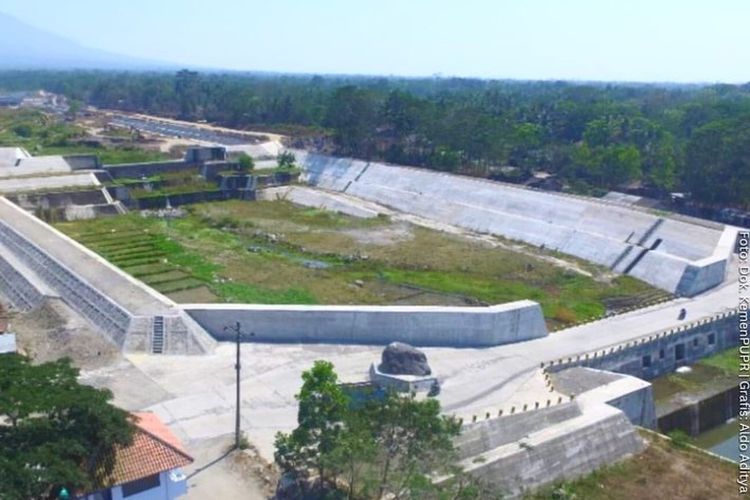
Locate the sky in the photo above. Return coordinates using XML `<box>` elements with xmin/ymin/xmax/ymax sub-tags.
<box><xmin>2</xmin><ymin>0</ymin><xmax>749</xmax><ymax>83</ymax></box>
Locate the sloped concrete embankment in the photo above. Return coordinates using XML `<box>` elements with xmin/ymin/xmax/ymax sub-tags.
<box><xmin>0</xmin><ymin>197</ymin><xmax>214</xmax><ymax>354</ymax></box>
<box><xmin>452</xmin><ymin>400</ymin><xmax>644</xmax><ymax>497</ymax></box>
<box><xmin>297</xmin><ymin>152</ymin><xmax>733</xmax><ymax>296</ymax></box>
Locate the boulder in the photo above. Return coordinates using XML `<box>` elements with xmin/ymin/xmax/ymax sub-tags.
<box><xmin>379</xmin><ymin>342</ymin><xmax>431</xmax><ymax>376</ymax></box>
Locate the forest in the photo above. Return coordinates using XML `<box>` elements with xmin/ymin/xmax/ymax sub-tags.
<box><xmin>0</xmin><ymin>70</ymin><xmax>748</xmax><ymax>207</ymax></box>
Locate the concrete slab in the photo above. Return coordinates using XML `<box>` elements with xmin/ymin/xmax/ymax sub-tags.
<box><xmin>0</xmin><ymin>172</ymin><xmax>99</xmax><ymax>194</ymax></box>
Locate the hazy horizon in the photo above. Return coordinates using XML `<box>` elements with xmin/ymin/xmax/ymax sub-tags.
<box><xmin>1</xmin><ymin>0</ymin><xmax>749</xmax><ymax>84</ymax></box>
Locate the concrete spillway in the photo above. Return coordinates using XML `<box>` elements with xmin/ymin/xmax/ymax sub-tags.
<box><xmin>297</xmin><ymin>152</ymin><xmax>737</xmax><ymax>296</ymax></box>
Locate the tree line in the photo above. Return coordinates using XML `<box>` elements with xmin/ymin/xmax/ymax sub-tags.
<box><xmin>1</xmin><ymin>70</ymin><xmax>748</xmax><ymax>206</ymax></box>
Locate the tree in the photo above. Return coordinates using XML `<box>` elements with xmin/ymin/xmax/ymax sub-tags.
<box><xmin>274</xmin><ymin>360</ymin><xmax>348</xmax><ymax>489</ymax></box>
<box><xmin>274</xmin><ymin>361</ymin><xmax>481</xmax><ymax>499</ymax></box>
<box><xmin>174</xmin><ymin>69</ymin><xmax>201</xmax><ymax>119</ymax></box>
<box><xmin>0</xmin><ymin>355</ymin><xmax>134</xmax><ymax>499</ymax></box>
<box><xmin>237</xmin><ymin>153</ymin><xmax>254</xmax><ymax>172</ymax></box>
<box><xmin>277</xmin><ymin>151</ymin><xmax>296</xmax><ymax>169</ymax></box>
<box><xmin>685</xmin><ymin>116</ymin><xmax>750</xmax><ymax>206</ymax></box>
<box><xmin>325</xmin><ymin>86</ymin><xmax>378</xmax><ymax>157</ymax></box>
<box><xmin>364</xmin><ymin>392</ymin><xmax>461</xmax><ymax>499</ymax></box>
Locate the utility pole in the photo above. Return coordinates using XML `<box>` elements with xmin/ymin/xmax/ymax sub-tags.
<box><xmin>224</xmin><ymin>321</ymin><xmax>254</xmax><ymax>449</ymax></box>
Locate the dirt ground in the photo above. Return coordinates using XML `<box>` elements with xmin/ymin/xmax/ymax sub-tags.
<box><xmin>10</xmin><ymin>298</ymin><xmax>121</xmax><ymax>369</ymax></box>
<box><xmin>184</xmin><ymin>434</ymin><xmax>274</xmax><ymax>500</ymax></box>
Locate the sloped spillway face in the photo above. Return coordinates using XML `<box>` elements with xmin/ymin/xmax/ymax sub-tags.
<box><xmin>298</xmin><ymin>152</ymin><xmax>730</xmax><ymax>296</ymax></box>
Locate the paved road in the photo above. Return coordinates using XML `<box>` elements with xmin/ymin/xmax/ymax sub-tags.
<box><xmin>111</xmin><ymin>115</ymin><xmax>253</xmax><ymax>146</ymax></box>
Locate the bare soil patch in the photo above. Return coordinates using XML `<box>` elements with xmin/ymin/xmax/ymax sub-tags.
<box><xmin>11</xmin><ymin>299</ymin><xmax>121</xmax><ymax>369</ymax></box>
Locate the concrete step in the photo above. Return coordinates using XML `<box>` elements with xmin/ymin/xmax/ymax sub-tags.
<box><xmin>636</xmin><ymin>217</ymin><xmax>665</xmax><ymax>247</ymax></box>
<box><xmin>152</xmin><ymin>315</ymin><xmax>165</xmax><ymax>354</ymax></box>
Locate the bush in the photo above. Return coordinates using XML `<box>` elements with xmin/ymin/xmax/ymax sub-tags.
<box><xmin>667</xmin><ymin>429</ymin><xmax>692</xmax><ymax>449</ymax></box>
<box><xmin>238</xmin><ymin>153</ymin><xmax>254</xmax><ymax>172</ymax></box>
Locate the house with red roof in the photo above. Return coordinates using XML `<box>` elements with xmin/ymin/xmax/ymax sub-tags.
<box><xmin>80</xmin><ymin>412</ymin><xmax>193</xmax><ymax>500</ymax></box>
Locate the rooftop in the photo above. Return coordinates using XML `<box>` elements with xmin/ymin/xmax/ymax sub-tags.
<box><xmin>92</xmin><ymin>411</ymin><xmax>192</xmax><ymax>491</ymax></box>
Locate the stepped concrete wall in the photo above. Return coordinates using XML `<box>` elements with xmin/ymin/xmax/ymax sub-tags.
<box><xmin>298</xmin><ymin>152</ymin><xmax>732</xmax><ymax>296</ymax></box>
<box><xmin>454</xmin><ymin>402</ymin><xmax>644</xmax><ymax>497</ymax></box>
<box><xmin>182</xmin><ymin>300</ymin><xmax>547</xmax><ymax>347</ymax></box>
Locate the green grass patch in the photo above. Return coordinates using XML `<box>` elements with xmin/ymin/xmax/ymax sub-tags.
<box><xmin>698</xmin><ymin>347</ymin><xmax>738</xmax><ymax>375</ymax></box>
<box><xmin>0</xmin><ymin>108</ymin><xmax>170</xmax><ymax>164</ymax></box>
<box><xmin>55</xmin><ymin>200</ymin><xmax>662</xmax><ymax>321</ymax></box>
<box><xmin>214</xmin><ymin>281</ymin><xmax>317</xmax><ymax>304</ymax></box>
<box><xmin>124</xmin><ymin>263</ymin><xmax>176</xmax><ymax>277</ymax></box>
<box><xmin>152</xmin><ymin>278</ymin><xmax>207</xmax><ymax>293</ymax></box>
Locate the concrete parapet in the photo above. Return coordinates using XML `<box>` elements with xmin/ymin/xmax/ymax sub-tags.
<box><xmin>181</xmin><ymin>300</ymin><xmax>548</xmax><ymax>347</ymax></box>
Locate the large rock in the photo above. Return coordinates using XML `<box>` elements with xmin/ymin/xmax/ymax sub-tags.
<box><xmin>379</xmin><ymin>342</ymin><xmax>431</xmax><ymax>376</ymax></box>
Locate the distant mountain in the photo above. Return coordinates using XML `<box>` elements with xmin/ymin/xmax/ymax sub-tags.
<box><xmin>0</xmin><ymin>12</ymin><xmax>176</xmax><ymax>70</ymax></box>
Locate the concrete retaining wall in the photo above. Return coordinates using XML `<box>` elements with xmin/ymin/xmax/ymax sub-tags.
<box><xmin>64</xmin><ymin>155</ymin><xmax>101</xmax><ymax>170</ymax></box>
<box><xmin>544</xmin><ymin>311</ymin><xmax>739</xmax><ymax>380</ymax></box>
<box><xmin>103</xmin><ymin>160</ymin><xmax>196</xmax><ymax>179</ymax></box>
<box><xmin>104</xmin><ymin>159</ymin><xmax>237</xmax><ymax>181</ymax></box>
<box><xmin>182</xmin><ymin>300</ymin><xmax>548</xmax><ymax>347</ymax></box>
<box><xmin>0</xmin><ymin>250</ymin><xmax>46</xmax><ymax>311</ymax></box>
<box><xmin>298</xmin><ymin>152</ymin><xmax>731</xmax><ymax>296</ymax></box>
<box><xmin>658</xmin><ymin>385</ymin><xmax>739</xmax><ymax>436</ymax></box>
<box><xmin>455</xmin><ymin>402</ymin><xmax>644</xmax><ymax>497</ymax></box>
<box><xmin>0</xmin><ymin>217</ymin><xmax>132</xmax><ymax>344</ymax></box>
<box><xmin>8</xmin><ymin>189</ymin><xmax>109</xmax><ymax>209</ymax></box>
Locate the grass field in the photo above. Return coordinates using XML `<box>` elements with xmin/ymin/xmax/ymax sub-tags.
<box><xmin>652</xmin><ymin>347</ymin><xmax>738</xmax><ymax>403</ymax></box>
<box><xmin>55</xmin><ymin>199</ymin><xmax>667</xmax><ymax>328</ymax></box>
<box><xmin>0</xmin><ymin>108</ymin><xmax>169</xmax><ymax>164</ymax></box>
<box><xmin>526</xmin><ymin>430</ymin><xmax>736</xmax><ymax>499</ymax></box>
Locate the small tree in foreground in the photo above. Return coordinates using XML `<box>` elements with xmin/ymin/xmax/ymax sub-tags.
<box><xmin>274</xmin><ymin>360</ymin><xmax>498</xmax><ymax>499</ymax></box>
<box><xmin>237</xmin><ymin>153</ymin><xmax>255</xmax><ymax>172</ymax></box>
<box><xmin>0</xmin><ymin>355</ymin><xmax>135</xmax><ymax>499</ymax></box>
<box><xmin>277</xmin><ymin>151</ymin><xmax>296</xmax><ymax>169</ymax></box>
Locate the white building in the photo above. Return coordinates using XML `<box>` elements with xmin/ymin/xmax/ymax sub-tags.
<box><xmin>81</xmin><ymin>412</ymin><xmax>193</xmax><ymax>500</ymax></box>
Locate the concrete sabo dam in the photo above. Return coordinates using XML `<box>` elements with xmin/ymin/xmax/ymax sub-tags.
<box><xmin>0</xmin><ymin>145</ymin><xmax>743</xmax><ymax>495</ymax></box>
<box><xmin>297</xmin><ymin>151</ymin><xmax>736</xmax><ymax>297</ymax></box>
